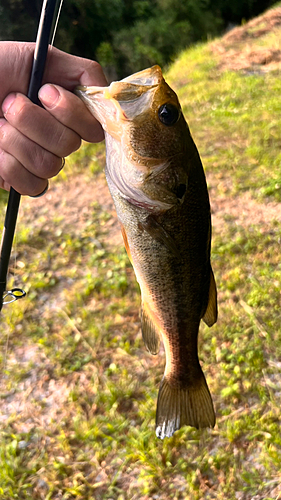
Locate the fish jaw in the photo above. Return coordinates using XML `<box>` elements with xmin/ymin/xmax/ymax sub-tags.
<box><xmin>118</xmin><ymin>65</ymin><xmax>163</xmax><ymax>86</ymax></box>
<box><xmin>75</xmin><ymin>64</ymin><xmax>185</xmax><ymax>167</ymax></box>
<box><xmin>75</xmin><ymin>65</ymin><xmax>162</xmax><ymax>141</ymax></box>
<box><xmin>75</xmin><ymin>85</ymin><xmax>124</xmax><ymax>141</ymax></box>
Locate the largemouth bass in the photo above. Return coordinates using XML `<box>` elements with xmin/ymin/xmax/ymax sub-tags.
<box><xmin>76</xmin><ymin>66</ymin><xmax>218</xmax><ymax>439</ymax></box>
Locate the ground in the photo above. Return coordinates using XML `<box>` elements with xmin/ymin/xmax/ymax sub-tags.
<box><xmin>211</xmin><ymin>6</ymin><xmax>281</xmax><ymax>73</ymax></box>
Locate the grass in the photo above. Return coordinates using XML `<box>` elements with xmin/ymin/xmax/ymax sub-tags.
<box><xmin>1</xmin><ymin>7</ymin><xmax>281</xmax><ymax>499</ymax></box>
<box><xmin>168</xmin><ymin>46</ymin><xmax>281</xmax><ymax>201</ymax></box>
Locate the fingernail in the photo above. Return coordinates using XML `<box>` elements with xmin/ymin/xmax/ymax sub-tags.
<box><xmin>2</xmin><ymin>93</ymin><xmax>16</xmax><ymax>115</ymax></box>
<box><xmin>38</xmin><ymin>84</ymin><xmax>60</xmax><ymax>109</ymax></box>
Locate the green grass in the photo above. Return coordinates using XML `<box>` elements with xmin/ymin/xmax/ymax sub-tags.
<box><xmin>1</xmin><ymin>8</ymin><xmax>281</xmax><ymax>499</ymax></box>
<box><xmin>167</xmin><ymin>45</ymin><xmax>281</xmax><ymax>200</ymax></box>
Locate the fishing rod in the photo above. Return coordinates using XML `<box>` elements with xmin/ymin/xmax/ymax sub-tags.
<box><xmin>0</xmin><ymin>0</ymin><xmax>63</xmax><ymax>311</ymax></box>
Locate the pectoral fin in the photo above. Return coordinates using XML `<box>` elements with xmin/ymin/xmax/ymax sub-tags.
<box><xmin>202</xmin><ymin>268</ymin><xmax>218</xmax><ymax>327</ymax></box>
<box><xmin>120</xmin><ymin>222</ymin><xmax>161</xmax><ymax>354</ymax></box>
<box><xmin>141</xmin><ymin>301</ymin><xmax>161</xmax><ymax>355</ymax></box>
<box><xmin>120</xmin><ymin>223</ymin><xmax>133</xmax><ymax>264</ymax></box>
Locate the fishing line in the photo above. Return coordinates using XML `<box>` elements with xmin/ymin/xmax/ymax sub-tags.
<box><xmin>50</xmin><ymin>0</ymin><xmax>64</xmax><ymax>47</ymax></box>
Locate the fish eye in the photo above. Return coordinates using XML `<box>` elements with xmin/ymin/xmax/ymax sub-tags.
<box><xmin>158</xmin><ymin>103</ymin><xmax>180</xmax><ymax>126</ymax></box>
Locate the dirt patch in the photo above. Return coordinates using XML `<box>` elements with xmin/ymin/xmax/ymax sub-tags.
<box><xmin>0</xmin><ymin>344</ymin><xmax>71</xmax><ymax>427</ymax></box>
<box><xmin>211</xmin><ymin>7</ymin><xmax>281</xmax><ymax>72</ymax></box>
<box><xmin>208</xmin><ymin>184</ymin><xmax>281</xmax><ymax>232</ymax></box>
<box><xmin>20</xmin><ymin>171</ymin><xmax>123</xmax><ymax>248</ymax></box>
<box><xmin>20</xmin><ymin>170</ymin><xmax>281</xmax><ymax>246</ymax></box>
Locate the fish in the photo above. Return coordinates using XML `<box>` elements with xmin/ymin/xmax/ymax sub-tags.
<box><xmin>75</xmin><ymin>65</ymin><xmax>218</xmax><ymax>439</ymax></box>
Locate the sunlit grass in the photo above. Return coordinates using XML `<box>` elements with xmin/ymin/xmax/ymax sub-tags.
<box><xmin>166</xmin><ymin>46</ymin><xmax>281</xmax><ymax>201</ymax></box>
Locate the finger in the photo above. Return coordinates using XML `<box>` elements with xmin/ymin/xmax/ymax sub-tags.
<box><xmin>38</xmin><ymin>84</ymin><xmax>104</xmax><ymax>143</ymax></box>
<box><xmin>0</xmin><ymin>147</ymin><xmax>48</xmax><ymax>196</ymax></box>
<box><xmin>0</xmin><ymin>43</ymin><xmax>108</xmax><ymax>119</ymax></box>
<box><xmin>2</xmin><ymin>93</ymin><xmax>81</xmax><ymax>158</ymax></box>
<box><xmin>0</xmin><ymin>43</ymin><xmax>107</xmax><ymax>101</ymax></box>
<box><xmin>0</xmin><ymin>42</ymin><xmax>34</xmax><ymax>115</ymax></box>
<box><xmin>0</xmin><ymin>175</ymin><xmax>11</xmax><ymax>192</ymax></box>
<box><xmin>0</xmin><ymin>118</ymin><xmax>63</xmax><ymax>179</ymax></box>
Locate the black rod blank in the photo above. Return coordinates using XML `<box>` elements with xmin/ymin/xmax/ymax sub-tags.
<box><xmin>0</xmin><ymin>0</ymin><xmax>60</xmax><ymax>311</ymax></box>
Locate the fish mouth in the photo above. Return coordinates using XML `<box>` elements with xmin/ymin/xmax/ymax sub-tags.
<box><xmin>75</xmin><ymin>65</ymin><xmax>163</xmax><ymax>139</ymax></box>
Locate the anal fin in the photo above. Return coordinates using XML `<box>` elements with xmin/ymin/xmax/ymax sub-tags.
<box><xmin>202</xmin><ymin>267</ymin><xmax>218</xmax><ymax>327</ymax></box>
<box><xmin>141</xmin><ymin>302</ymin><xmax>161</xmax><ymax>355</ymax></box>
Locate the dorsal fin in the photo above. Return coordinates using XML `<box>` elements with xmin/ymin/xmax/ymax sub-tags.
<box><xmin>202</xmin><ymin>268</ymin><xmax>218</xmax><ymax>327</ymax></box>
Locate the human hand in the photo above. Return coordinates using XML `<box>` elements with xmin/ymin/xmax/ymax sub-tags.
<box><xmin>0</xmin><ymin>41</ymin><xmax>107</xmax><ymax>196</ymax></box>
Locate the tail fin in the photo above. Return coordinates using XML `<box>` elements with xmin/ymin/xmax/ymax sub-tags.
<box><xmin>155</xmin><ymin>373</ymin><xmax>215</xmax><ymax>439</ymax></box>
